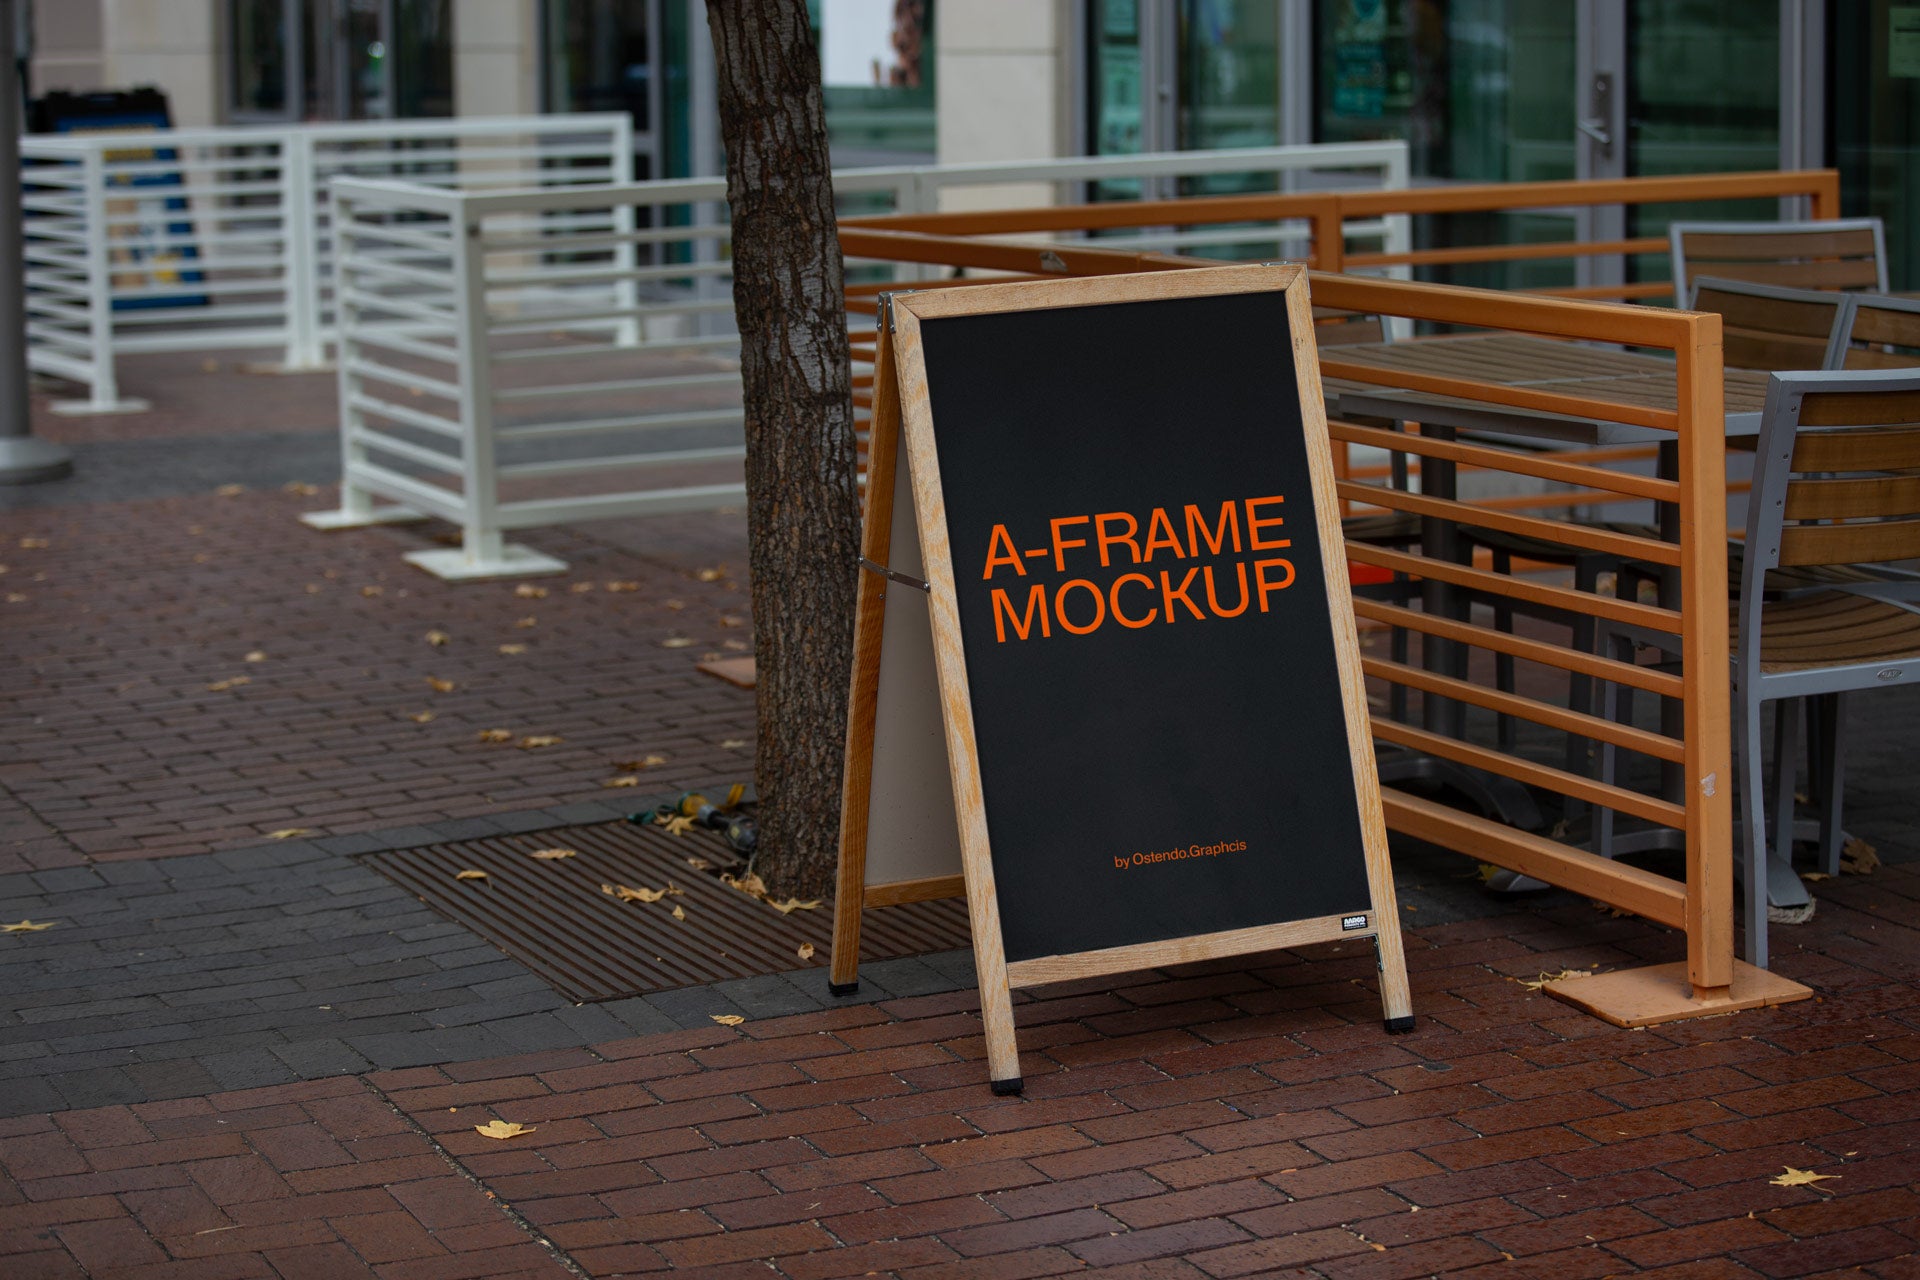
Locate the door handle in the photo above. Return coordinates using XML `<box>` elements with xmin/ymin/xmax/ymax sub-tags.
<box><xmin>1578</xmin><ymin>117</ymin><xmax>1612</xmax><ymax>149</ymax></box>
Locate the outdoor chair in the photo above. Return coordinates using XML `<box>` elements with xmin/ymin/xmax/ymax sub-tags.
<box><xmin>1669</xmin><ymin>217</ymin><xmax>1888</xmax><ymax>309</ymax></box>
<box><xmin>1689</xmin><ymin>276</ymin><xmax>1855</xmax><ymax>372</ymax></box>
<box><xmin>1836</xmin><ymin>292</ymin><xmax>1920</xmax><ymax>369</ymax></box>
<box><xmin>1600</xmin><ymin>369</ymin><xmax>1920</xmax><ymax>968</ymax></box>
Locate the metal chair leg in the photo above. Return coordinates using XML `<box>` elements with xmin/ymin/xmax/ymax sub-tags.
<box><xmin>1737</xmin><ymin>692</ymin><xmax>1769</xmax><ymax>969</ymax></box>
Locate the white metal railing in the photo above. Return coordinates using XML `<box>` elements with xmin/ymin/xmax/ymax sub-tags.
<box><xmin>21</xmin><ymin>114</ymin><xmax>633</xmax><ymax>412</ymax></box>
<box><xmin>304</xmin><ymin>142</ymin><xmax>1408</xmax><ymax>578</ymax></box>
<box><xmin>304</xmin><ymin>141</ymin><xmax>1409</xmax><ymax>578</ymax></box>
<box><xmin>307</xmin><ymin>175</ymin><xmax>747</xmax><ymax>578</ymax></box>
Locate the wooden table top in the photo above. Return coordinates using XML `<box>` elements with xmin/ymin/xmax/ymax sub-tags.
<box><xmin>1321</xmin><ymin>332</ymin><xmax>1771</xmax><ymax>442</ymax></box>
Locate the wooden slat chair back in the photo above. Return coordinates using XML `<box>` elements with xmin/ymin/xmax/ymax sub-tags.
<box><xmin>1837</xmin><ymin>293</ymin><xmax>1920</xmax><ymax>371</ymax></box>
<box><xmin>1670</xmin><ymin>218</ymin><xmax>1889</xmax><ymax>308</ymax></box>
<box><xmin>1313</xmin><ymin>306</ymin><xmax>1389</xmax><ymax>346</ymax></box>
<box><xmin>1689</xmin><ymin>277</ymin><xmax>1854</xmax><ymax>372</ymax></box>
<box><xmin>1731</xmin><ymin>368</ymin><xmax>1920</xmax><ymax>967</ymax></box>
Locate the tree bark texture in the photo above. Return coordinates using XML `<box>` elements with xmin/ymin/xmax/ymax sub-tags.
<box><xmin>705</xmin><ymin>0</ymin><xmax>859</xmax><ymax>899</ymax></box>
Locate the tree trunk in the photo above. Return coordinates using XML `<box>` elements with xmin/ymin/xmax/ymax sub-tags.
<box><xmin>705</xmin><ymin>0</ymin><xmax>858</xmax><ymax>899</ymax></box>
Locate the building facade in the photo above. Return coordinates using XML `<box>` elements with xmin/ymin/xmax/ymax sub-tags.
<box><xmin>21</xmin><ymin>1</ymin><xmax>1917</xmax><ymax>284</ymax></box>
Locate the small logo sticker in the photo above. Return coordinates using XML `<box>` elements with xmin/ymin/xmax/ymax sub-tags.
<box><xmin>1341</xmin><ymin>914</ymin><xmax>1368</xmax><ymax>931</ymax></box>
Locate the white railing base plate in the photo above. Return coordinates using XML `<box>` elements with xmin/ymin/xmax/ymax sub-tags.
<box><xmin>302</xmin><ymin>506</ymin><xmax>430</xmax><ymax>530</ymax></box>
<box><xmin>404</xmin><ymin>543</ymin><xmax>569</xmax><ymax>581</ymax></box>
<box><xmin>49</xmin><ymin>397</ymin><xmax>150</xmax><ymax>417</ymax></box>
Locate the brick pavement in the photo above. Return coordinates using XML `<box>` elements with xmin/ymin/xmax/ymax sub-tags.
<box><xmin>4</xmin><ymin>351</ymin><xmax>1919</xmax><ymax>1276</ymax></box>
<box><xmin>3</xmin><ymin>867</ymin><xmax>1918</xmax><ymax>1278</ymax></box>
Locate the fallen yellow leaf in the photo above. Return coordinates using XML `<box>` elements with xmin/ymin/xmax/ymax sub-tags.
<box><xmin>797</xmin><ymin>942</ymin><xmax>815</xmax><ymax>961</ymax></box>
<box><xmin>695</xmin><ymin>566</ymin><xmax>726</xmax><ymax>582</ymax></box>
<box><xmin>721</xmin><ymin>871</ymin><xmax>768</xmax><ymax>897</ymax></box>
<box><xmin>1770</xmin><ymin>1167</ymin><xmax>1838</xmax><ymax>1188</ymax></box>
<box><xmin>601</xmin><ymin>882</ymin><xmax>682</xmax><ymax>904</ymax></box>
<box><xmin>720</xmin><ymin>739</ymin><xmax>748</xmax><ymax>750</ymax></box>
<box><xmin>266</xmin><ymin>828</ymin><xmax>317</xmax><ymax>840</ymax></box>
<box><xmin>529</xmin><ymin>848</ymin><xmax>577</xmax><ymax>860</ymax></box>
<box><xmin>661</xmin><ymin>637</ymin><xmax>695</xmax><ymax>649</ymax></box>
<box><xmin>603</xmin><ymin>776</ymin><xmax>641</xmax><ymax>788</ymax></box>
<box><xmin>498</xmin><ymin>644</ymin><xmax>527</xmax><ymax>656</ymax></box>
<box><xmin>409</xmin><ymin>711</ymin><xmax>436</xmax><ymax>724</ymax></box>
<box><xmin>710</xmin><ymin>1014</ymin><xmax>744</xmax><ymax>1026</ymax></box>
<box><xmin>516</xmin><ymin>616</ymin><xmax>538</xmax><ymax>628</ymax></box>
<box><xmin>425</xmin><ymin>630</ymin><xmax>450</xmax><ymax>646</ymax></box>
<box><xmin>723</xmin><ymin>640</ymin><xmax>749</xmax><ymax>651</ymax></box>
<box><xmin>360</xmin><ymin>586</ymin><xmax>384</xmax><ymax>597</ymax></box>
<box><xmin>473</xmin><ymin>1120</ymin><xmax>535</xmax><ymax>1140</ymax></box>
<box><xmin>283</xmin><ymin>481</ymin><xmax>319</xmax><ymax>496</ymax></box>
<box><xmin>206</xmin><ymin>676</ymin><xmax>251</xmax><ymax>692</ymax></box>
<box><xmin>605</xmin><ymin>581</ymin><xmax>639</xmax><ymax>592</ymax></box>
<box><xmin>662</xmin><ymin>598</ymin><xmax>685</xmax><ymax>610</ymax></box>
<box><xmin>426</xmin><ymin>677</ymin><xmax>457</xmax><ymax>693</ymax></box>
<box><xmin>1</xmin><ymin>920</ymin><xmax>56</xmax><ymax>934</ymax></box>
<box><xmin>569</xmin><ymin>582</ymin><xmax>595</xmax><ymax>594</ymax></box>
<box><xmin>612</xmin><ymin>754</ymin><xmax>668</xmax><ymax>771</ymax></box>
<box><xmin>718</xmin><ymin>615</ymin><xmax>743</xmax><ymax>628</ymax></box>
<box><xmin>514</xmin><ymin>584</ymin><xmax>549</xmax><ymax>599</ymax></box>
<box><xmin>477</xmin><ymin>728</ymin><xmax>513</xmax><ymax>742</ymax></box>
<box><xmin>244</xmin><ymin>651</ymin><xmax>268</xmax><ymax>664</ymax></box>
<box><xmin>1516</xmin><ymin>969</ymin><xmax>1591</xmax><ymax>992</ymax></box>
<box><xmin>768</xmin><ymin>897</ymin><xmax>822</xmax><ymax>915</ymax></box>
<box><xmin>216</xmin><ymin>484</ymin><xmax>245</xmax><ymax>497</ymax></box>
<box><xmin>455</xmin><ymin>869</ymin><xmax>489</xmax><ymax>882</ymax></box>
<box><xmin>518</xmin><ymin>735</ymin><xmax>563</xmax><ymax>749</ymax></box>
<box><xmin>18</xmin><ymin>537</ymin><xmax>49</xmax><ymax>549</ymax></box>
<box><xmin>662</xmin><ymin>815</ymin><xmax>695</xmax><ymax>836</ymax></box>
<box><xmin>686</xmin><ymin>856</ymin><xmax>710</xmax><ymax>871</ymax></box>
<box><xmin>671</xmin><ymin>904</ymin><xmax>685</xmax><ymax>920</ymax></box>
<box><xmin>4</xmin><ymin>593</ymin><xmax>26</xmax><ymax>604</ymax></box>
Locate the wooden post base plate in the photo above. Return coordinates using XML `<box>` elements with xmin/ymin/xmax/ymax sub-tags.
<box><xmin>1545</xmin><ymin>960</ymin><xmax>1813</xmax><ymax>1028</ymax></box>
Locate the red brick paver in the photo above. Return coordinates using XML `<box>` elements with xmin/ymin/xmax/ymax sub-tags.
<box><xmin>6</xmin><ymin>894</ymin><xmax>1915</xmax><ymax>1279</ymax></box>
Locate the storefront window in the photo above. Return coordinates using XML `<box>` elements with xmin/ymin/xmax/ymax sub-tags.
<box><xmin>227</xmin><ymin>0</ymin><xmax>449</xmax><ymax>121</ymax></box>
<box><xmin>816</xmin><ymin>0</ymin><xmax>936</xmax><ymax>167</ymax></box>
<box><xmin>1833</xmin><ymin>0</ymin><xmax>1920</xmax><ymax>289</ymax></box>
<box><xmin>229</xmin><ymin>0</ymin><xmax>290</xmax><ymax>118</ymax></box>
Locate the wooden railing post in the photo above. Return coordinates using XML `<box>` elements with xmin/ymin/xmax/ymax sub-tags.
<box><xmin>1676</xmin><ymin>311</ymin><xmax>1735</xmax><ymax>995</ymax></box>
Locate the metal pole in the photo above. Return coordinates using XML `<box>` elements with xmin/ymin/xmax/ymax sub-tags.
<box><xmin>0</xmin><ymin>0</ymin><xmax>72</xmax><ymax>483</ymax></box>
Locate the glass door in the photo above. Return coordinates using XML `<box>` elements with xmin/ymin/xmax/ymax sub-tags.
<box><xmin>1578</xmin><ymin>0</ymin><xmax>1787</xmax><ymax>294</ymax></box>
<box><xmin>226</xmin><ymin>0</ymin><xmax>450</xmax><ymax>121</ymax></box>
<box><xmin>1315</xmin><ymin>0</ymin><xmax>1578</xmax><ymax>291</ymax></box>
<box><xmin>543</xmin><ymin>0</ymin><xmax>664</xmax><ymax>180</ymax></box>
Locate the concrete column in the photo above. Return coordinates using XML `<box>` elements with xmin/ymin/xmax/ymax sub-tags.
<box><xmin>99</xmin><ymin>0</ymin><xmax>221</xmax><ymax>126</ymax></box>
<box><xmin>934</xmin><ymin>0</ymin><xmax>1073</xmax><ymax>210</ymax></box>
<box><xmin>454</xmin><ymin>0</ymin><xmax>540</xmax><ymax>118</ymax></box>
<box><xmin>28</xmin><ymin>0</ymin><xmax>108</xmax><ymax>96</ymax></box>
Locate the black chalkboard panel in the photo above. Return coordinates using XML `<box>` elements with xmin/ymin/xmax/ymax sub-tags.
<box><xmin>915</xmin><ymin>288</ymin><xmax>1372</xmax><ymax>963</ymax></box>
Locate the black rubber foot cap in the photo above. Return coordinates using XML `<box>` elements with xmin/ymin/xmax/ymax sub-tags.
<box><xmin>1384</xmin><ymin>1015</ymin><xmax>1416</xmax><ymax>1034</ymax></box>
<box><xmin>990</xmin><ymin>1076</ymin><xmax>1024</xmax><ymax>1096</ymax></box>
<box><xmin>827</xmin><ymin>981</ymin><xmax>859</xmax><ymax>997</ymax></box>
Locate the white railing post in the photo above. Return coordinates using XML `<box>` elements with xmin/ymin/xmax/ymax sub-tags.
<box><xmin>48</xmin><ymin>148</ymin><xmax>147</xmax><ymax>415</ymax></box>
<box><xmin>609</xmin><ymin>114</ymin><xmax>641</xmax><ymax>348</ymax></box>
<box><xmin>282</xmin><ymin>131</ymin><xmax>325</xmax><ymax>369</ymax></box>
<box><xmin>402</xmin><ymin>202</ymin><xmax>566</xmax><ymax>579</ymax></box>
<box><xmin>302</xmin><ymin>186</ymin><xmax>427</xmax><ymax>532</ymax></box>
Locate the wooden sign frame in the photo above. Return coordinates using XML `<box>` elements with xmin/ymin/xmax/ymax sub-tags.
<box><xmin>834</xmin><ymin>265</ymin><xmax>1411</xmax><ymax>1092</ymax></box>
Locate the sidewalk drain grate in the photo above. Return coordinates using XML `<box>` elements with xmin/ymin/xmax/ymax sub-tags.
<box><xmin>361</xmin><ymin>819</ymin><xmax>969</xmax><ymax>1003</ymax></box>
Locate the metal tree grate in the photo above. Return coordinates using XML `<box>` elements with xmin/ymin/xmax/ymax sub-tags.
<box><xmin>362</xmin><ymin>819</ymin><xmax>969</xmax><ymax>1003</ymax></box>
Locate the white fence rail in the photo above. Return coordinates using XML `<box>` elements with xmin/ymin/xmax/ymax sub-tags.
<box><xmin>304</xmin><ymin>141</ymin><xmax>1409</xmax><ymax>579</ymax></box>
<box><xmin>21</xmin><ymin>114</ymin><xmax>634</xmax><ymax>412</ymax></box>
